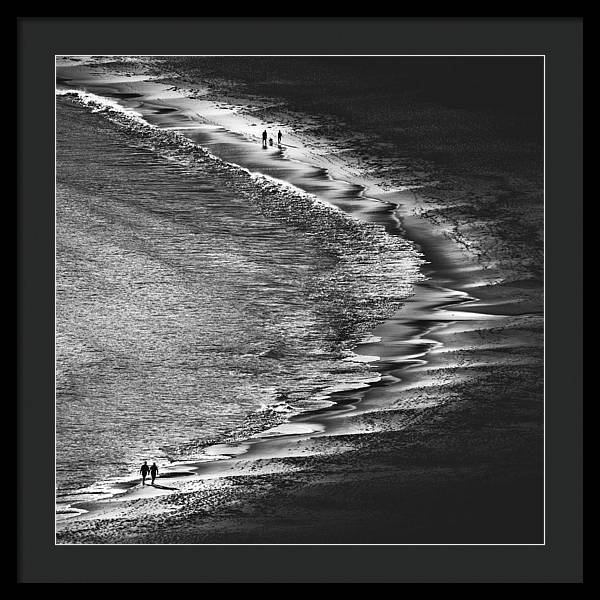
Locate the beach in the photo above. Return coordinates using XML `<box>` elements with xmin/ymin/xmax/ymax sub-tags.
<box><xmin>55</xmin><ymin>56</ymin><xmax>543</xmax><ymax>544</ymax></box>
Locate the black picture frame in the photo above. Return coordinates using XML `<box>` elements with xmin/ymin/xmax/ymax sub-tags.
<box><xmin>18</xmin><ymin>17</ymin><xmax>582</xmax><ymax>583</ymax></box>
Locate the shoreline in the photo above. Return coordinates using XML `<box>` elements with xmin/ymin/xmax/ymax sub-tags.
<box><xmin>55</xmin><ymin>58</ymin><xmax>543</xmax><ymax>543</ymax></box>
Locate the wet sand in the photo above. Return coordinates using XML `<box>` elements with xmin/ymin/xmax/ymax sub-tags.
<box><xmin>55</xmin><ymin>58</ymin><xmax>543</xmax><ymax>544</ymax></box>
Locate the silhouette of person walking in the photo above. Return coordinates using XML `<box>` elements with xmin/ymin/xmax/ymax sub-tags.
<box><xmin>269</xmin><ymin>137</ymin><xmax>274</xmax><ymax>147</ymax></box>
<box><xmin>262</xmin><ymin>130</ymin><xmax>268</xmax><ymax>148</ymax></box>
<box><xmin>140</xmin><ymin>461</ymin><xmax>150</xmax><ymax>486</ymax></box>
<box><xmin>277</xmin><ymin>130</ymin><xmax>282</xmax><ymax>145</ymax></box>
<box><xmin>150</xmin><ymin>462</ymin><xmax>159</xmax><ymax>485</ymax></box>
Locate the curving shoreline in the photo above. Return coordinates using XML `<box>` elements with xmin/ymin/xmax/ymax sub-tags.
<box><xmin>55</xmin><ymin>57</ymin><xmax>543</xmax><ymax>544</ymax></box>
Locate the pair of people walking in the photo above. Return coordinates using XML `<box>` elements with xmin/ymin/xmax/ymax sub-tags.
<box><xmin>262</xmin><ymin>129</ymin><xmax>282</xmax><ymax>148</ymax></box>
<box><xmin>140</xmin><ymin>461</ymin><xmax>159</xmax><ymax>486</ymax></box>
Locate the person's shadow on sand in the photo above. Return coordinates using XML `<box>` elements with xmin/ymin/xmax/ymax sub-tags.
<box><xmin>150</xmin><ymin>483</ymin><xmax>179</xmax><ymax>491</ymax></box>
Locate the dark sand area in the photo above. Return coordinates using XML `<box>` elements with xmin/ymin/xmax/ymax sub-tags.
<box><xmin>57</xmin><ymin>355</ymin><xmax>542</xmax><ymax>544</ymax></box>
<box><xmin>55</xmin><ymin>57</ymin><xmax>544</xmax><ymax>544</ymax></box>
<box><xmin>56</xmin><ymin>226</ymin><xmax>543</xmax><ymax>544</ymax></box>
<box><xmin>56</xmin><ymin>208</ymin><xmax>543</xmax><ymax>543</ymax></box>
<box><xmin>152</xmin><ymin>56</ymin><xmax>543</xmax><ymax>282</ymax></box>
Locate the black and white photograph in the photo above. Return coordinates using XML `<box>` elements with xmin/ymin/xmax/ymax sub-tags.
<box><xmin>52</xmin><ymin>54</ymin><xmax>547</xmax><ymax>546</ymax></box>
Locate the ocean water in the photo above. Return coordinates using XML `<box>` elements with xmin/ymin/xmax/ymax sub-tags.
<box><xmin>55</xmin><ymin>95</ymin><xmax>422</xmax><ymax>499</ymax></box>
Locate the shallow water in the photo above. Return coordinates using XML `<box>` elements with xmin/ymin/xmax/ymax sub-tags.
<box><xmin>53</xmin><ymin>60</ymin><xmax>544</xmax><ymax>543</ymax></box>
<box><xmin>56</xmin><ymin>97</ymin><xmax>423</xmax><ymax>499</ymax></box>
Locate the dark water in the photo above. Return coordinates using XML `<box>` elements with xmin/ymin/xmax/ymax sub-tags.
<box><xmin>55</xmin><ymin>97</ymin><xmax>422</xmax><ymax>499</ymax></box>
